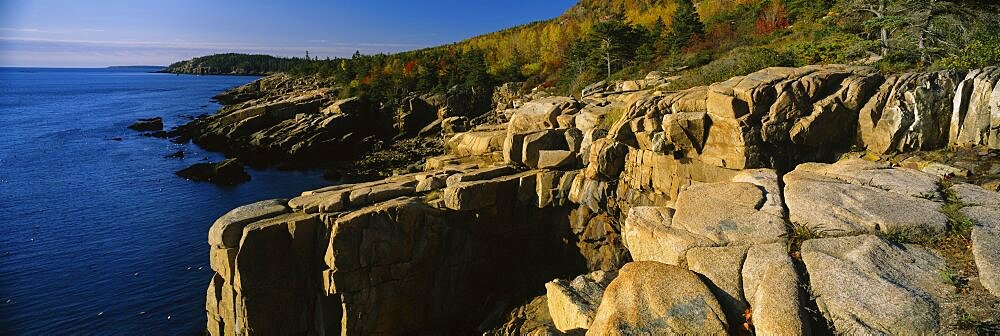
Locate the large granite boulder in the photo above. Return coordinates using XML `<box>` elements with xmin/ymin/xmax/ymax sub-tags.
<box><xmin>671</xmin><ymin>181</ymin><xmax>787</xmax><ymax>245</ymax></box>
<box><xmin>742</xmin><ymin>243</ymin><xmax>810</xmax><ymax>335</ymax></box>
<box><xmin>574</xmin><ymin>104</ymin><xmax>612</xmax><ymax>134</ymax></box>
<box><xmin>950</xmin><ymin>67</ymin><xmax>1000</xmax><ymax>148</ymax></box>
<box><xmin>445</xmin><ymin>130</ymin><xmax>504</xmax><ymax>156</ymax></box>
<box><xmin>537</xmin><ymin>150</ymin><xmax>576</xmax><ymax>169</ymax></box>
<box><xmin>522</xmin><ymin>130</ymin><xmax>569</xmax><ymax>169</ymax></box>
<box><xmin>700</xmin><ymin>65</ymin><xmax>882</xmax><ymax>169</ymax></box>
<box><xmin>585</xmin><ymin>138</ymin><xmax>627</xmax><ymax>180</ymax></box>
<box><xmin>545</xmin><ymin>270</ymin><xmax>618</xmax><ymax>332</ymax></box>
<box><xmin>587</xmin><ymin>261</ymin><xmax>728</xmax><ymax>335</ymax></box>
<box><xmin>208</xmin><ymin>199</ymin><xmax>290</xmax><ymax>248</ymax></box>
<box><xmin>621</xmin><ymin>206</ymin><xmax>690</xmax><ymax>265</ymax></box>
<box><xmin>784</xmin><ymin>160</ymin><xmax>947</xmax><ymax>238</ymax></box>
<box><xmin>858</xmin><ymin>71</ymin><xmax>963</xmax><ymax>153</ymax></box>
<box><xmin>230</xmin><ymin>213</ymin><xmax>322</xmax><ymax>335</ymax></box>
<box><xmin>801</xmin><ymin>235</ymin><xmax>952</xmax><ymax>335</ymax></box>
<box><xmin>964</xmin><ymin>206</ymin><xmax>1000</xmax><ymax>296</ymax></box>
<box><xmin>442</xmin><ymin>171</ymin><xmax>531</xmax><ymax>211</ymax></box>
<box><xmin>207</xmin><ymin>211</ymin><xmax>322</xmax><ymax>336</ymax></box>
<box><xmin>508</xmin><ymin>96</ymin><xmax>580</xmax><ymax>134</ymax></box>
<box><xmin>622</xmin><ymin>178</ymin><xmax>786</xmax><ymax>266</ymax></box>
<box><xmin>953</xmin><ymin>183</ymin><xmax>1000</xmax><ymax>296</ymax></box>
<box><xmin>321</xmin><ymin>96</ymin><xmax>365</xmax><ymax>115</ymax></box>
<box><xmin>684</xmin><ymin>245</ymin><xmax>750</xmax><ymax>330</ymax></box>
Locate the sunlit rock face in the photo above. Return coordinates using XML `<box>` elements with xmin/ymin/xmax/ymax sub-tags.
<box><xmin>206</xmin><ymin>65</ymin><xmax>1000</xmax><ymax>335</ymax></box>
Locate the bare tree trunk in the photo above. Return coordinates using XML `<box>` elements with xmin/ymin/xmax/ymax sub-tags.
<box><xmin>879</xmin><ymin>0</ymin><xmax>889</xmax><ymax>57</ymax></box>
<box><xmin>918</xmin><ymin>25</ymin><xmax>929</xmax><ymax>63</ymax></box>
<box><xmin>606</xmin><ymin>50</ymin><xmax>612</xmax><ymax>78</ymax></box>
<box><xmin>917</xmin><ymin>0</ymin><xmax>938</xmax><ymax>64</ymax></box>
<box><xmin>603</xmin><ymin>38</ymin><xmax>613</xmax><ymax>78</ymax></box>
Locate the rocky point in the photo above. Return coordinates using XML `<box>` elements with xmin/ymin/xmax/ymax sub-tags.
<box><xmin>198</xmin><ymin>65</ymin><xmax>1000</xmax><ymax>335</ymax></box>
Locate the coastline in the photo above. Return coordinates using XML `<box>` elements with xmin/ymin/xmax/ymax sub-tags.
<box><xmin>202</xmin><ymin>65</ymin><xmax>1000</xmax><ymax>335</ymax></box>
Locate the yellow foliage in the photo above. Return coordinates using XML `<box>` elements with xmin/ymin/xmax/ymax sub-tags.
<box><xmin>437</xmin><ymin>0</ymin><xmax>767</xmax><ymax>78</ymax></box>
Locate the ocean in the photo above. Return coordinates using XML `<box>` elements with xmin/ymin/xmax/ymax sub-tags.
<box><xmin>0</xmin><ymin>67</ymin><xmax>330</xmax><ymax>335</ymax></box>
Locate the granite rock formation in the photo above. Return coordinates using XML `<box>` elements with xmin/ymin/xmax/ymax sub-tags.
<box><xmin>202</xmin><ymin>65</ymin><xmax>1000</xmax><ymax>335</ymax></box>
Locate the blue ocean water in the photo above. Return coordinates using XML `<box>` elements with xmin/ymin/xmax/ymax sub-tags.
<box><xmin>0</xmin><ymin>68</ymin><xmax>330</xmax><ymax>335</ymax></box>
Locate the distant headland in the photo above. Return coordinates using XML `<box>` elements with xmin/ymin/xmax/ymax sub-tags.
<box><xmin>106</xmin><ymin>65</ymin><xmax>165</xmax><ymax>70</ymax></box>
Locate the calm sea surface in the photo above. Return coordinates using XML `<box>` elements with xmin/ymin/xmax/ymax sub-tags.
<box><xmin>0</xmin><ymin>67</ymin><xmax>330</xmax><ymax>335</ymax></box>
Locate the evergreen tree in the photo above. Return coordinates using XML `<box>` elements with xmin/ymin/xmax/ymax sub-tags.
<box><xmin>457</xmin><ymin>50</ymin><xmax>492</xmax><ymax>95</ymax></box>
<box><xmin>588</xmin><ymin>19</ymin><xmax>646</xmax><ymax>77</ymax></box>
<box><xmin>666</xmin><ymin>0</ymin><xmax>705</xmax><ymax>51</ymax></box>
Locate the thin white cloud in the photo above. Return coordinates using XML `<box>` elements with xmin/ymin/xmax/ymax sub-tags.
<box><xmin>0</xmin><ymin>36</ymin><xmax>432</xmax><ymax>67</ymax></box>
<box><xmin>0</xmin><ymin>27</ymin><xmax>46</xmax><ymax>33</ymax></box>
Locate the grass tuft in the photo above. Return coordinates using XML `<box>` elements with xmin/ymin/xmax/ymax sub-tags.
<box><xmin>781</xmin><ymin>222</ymin><xmax>840</xmax><ymax>256</ymax></box>
<box><xmin>877</xmin><ymin>227</ymin><xmax>927</xmax><ymax>245</ymax></box>
<box><xmin>599</xmin><ymin>106</ymin><xmax>626</xmax><ymax>130</ymax></box>
<box><xmin>939</xmin><ymin>179</ymin><xmax>974</xmax><ymax>237</ymax></box>
<box><xmin>939</xmin><ymin>267</ymin><xmax>966</xmax><ymax>288</ymax></box>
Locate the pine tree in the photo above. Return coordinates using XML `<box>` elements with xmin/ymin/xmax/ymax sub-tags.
<box><xmin>585</xmin><ymin>19</ymin><xmax>646</xmax><ymax>78</ymax></box>
<box><xmin>666</xmin><ymin>0</ymin><xmax>704</xmax><ymax>51</ymax></box>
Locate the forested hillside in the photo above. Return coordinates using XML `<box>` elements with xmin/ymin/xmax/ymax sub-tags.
<box><xmin>168</xmin><ymin>0</ymin><xmax>1000</xmax><ymax>99</ymax></box>
<box><xmin>161</xmin><ymin>53</ymin><xmax>310</xmax><ymax>75</ymax></box>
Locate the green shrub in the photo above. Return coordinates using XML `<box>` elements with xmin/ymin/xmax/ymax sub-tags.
<box><xmin>520</xmin><ymin>62</ymin><xmax>543</xmax><ymax>77</ymax></box>
<box><xmin>781</xmin><ymin>0</ymin><xmax>835</xmax><ymax>21</ymax></box>
<box><xmin>875</xmin><ymin>50</ymin><xmax>922</xmax><ymax>72</ymax></box>
<box><xmin>786</xmin><ymin>30</ymin><xmax>871</xmax><ymax>65</ymax></box>
<box><xmin>663</xmin><ymin>47</ymin><xmax>796</xmax><ymax>91</ymax></box>
<box><xmin>934</xmin><ymin>35</ymin><xmax>1000</xmax><ymax>70</ymax></box>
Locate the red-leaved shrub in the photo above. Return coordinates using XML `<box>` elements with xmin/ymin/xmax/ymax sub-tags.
<box><xmin>754</xmin><ymin>1</ymin><xmax>790</xmax><ymax>36</ymax></box>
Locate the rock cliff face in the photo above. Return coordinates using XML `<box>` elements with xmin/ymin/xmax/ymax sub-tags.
<box><xmin>204</xmin><ymin>65</ymin><xmax>1000</xmax><ymax>335</ymax></box>
<box><xmin>170</xmin><ymin>74</ymin><xmax>494</xmax><ymax>178</ymax></box>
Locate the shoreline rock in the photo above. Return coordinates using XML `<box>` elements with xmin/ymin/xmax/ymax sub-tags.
<box><xmin>201</xmin><ymin>65</ymin><xmax>1000</xmax><ymax>335</ymax></box>
<box><xmin>175</xmin><ymin>159</ymin><xmax>250</xmax><ymax>185</ymax></box>
<box><xmin>128</xmin><ymin>117</ymin><xmax>163</xmax><ymax>132</ymax></box>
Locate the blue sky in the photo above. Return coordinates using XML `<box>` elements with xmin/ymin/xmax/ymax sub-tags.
<box><xmin>0</xmin><ymin>0</ymin><xmax>577</xmax><ymax>67</ymax></box>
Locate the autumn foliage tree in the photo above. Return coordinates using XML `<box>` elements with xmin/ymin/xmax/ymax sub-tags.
<box><xmin>754</xmin><ymin>1</ymin><xmax>791</xmax><ymax>36</ymax></box>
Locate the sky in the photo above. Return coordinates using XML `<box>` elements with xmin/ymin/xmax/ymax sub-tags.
<box><xmin>0</xmin><ymin>0</ymin><xmax>577</xmax><ymax>67</ymax></box>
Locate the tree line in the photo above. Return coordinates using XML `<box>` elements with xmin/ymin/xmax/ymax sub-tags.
<box><xmin>167</xmin><ymin>0</ymin><xmax>1000</xmax><ymax>99</ymax></box>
